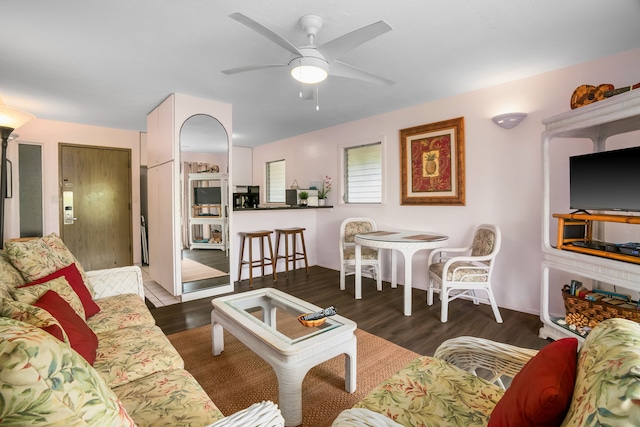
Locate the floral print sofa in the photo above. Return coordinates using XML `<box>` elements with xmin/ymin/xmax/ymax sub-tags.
<box><xmin>0</xmin><ymin>233</ymin><xmax>283</xmax><ymax>426</ymax></box>
<box><xmin>333</xmin><ymin>318</ymin><xmax>640</xmax><ymax>427</ymax></box>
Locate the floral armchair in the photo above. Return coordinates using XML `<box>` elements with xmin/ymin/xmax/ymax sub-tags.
<box><xmin>333</xmin><ymin>318</ymin><xmax>640</xmax><ymax>427</ymax></box>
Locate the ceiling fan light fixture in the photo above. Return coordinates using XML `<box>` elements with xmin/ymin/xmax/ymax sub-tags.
<box><xmin>291</xmin><ymin>65</ymin><xmax>328</xmax><ymax>84</ymax></box>
<box><xmin>290</xmin><ymin>56</ymin><xmax>329</xmax><ymax>84</ymax></box>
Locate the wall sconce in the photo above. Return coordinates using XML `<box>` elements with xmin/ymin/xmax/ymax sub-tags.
<box><xmin>492</xmin><ymin>112</ymin><xmax>527</xmax><ymax>129</ymax></box>
<box><xmin>0</xmin><ymin>97</ymin><xmax>35</xmax><ymax>243</ymax></box>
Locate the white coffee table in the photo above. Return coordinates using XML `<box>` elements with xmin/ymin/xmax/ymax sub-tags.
<box><xmin>210</xmin><ymin>288</ymin><xmax>357</xmax><ymax>427</ymax></box>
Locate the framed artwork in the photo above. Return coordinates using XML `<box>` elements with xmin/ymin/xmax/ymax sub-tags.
<box><xmin>400</xmin><ymin>117</ymin><xmax>465</xmax><ymax>205</ymax></box>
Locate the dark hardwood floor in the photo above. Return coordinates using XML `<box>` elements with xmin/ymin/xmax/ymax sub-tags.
<box><xmin>181</xmin><ymin>248</ymin><xmax>230</xmax><ymax>293</ymax></box>
<box><xmin>182</xmin><ymin>248</ymin><xmax>229</xmax><ymax>271</ymax></box>
<box><xmin>151</xmin><ymin>266</ymin><xmax>550</xmax><ymax>356</ymax></box>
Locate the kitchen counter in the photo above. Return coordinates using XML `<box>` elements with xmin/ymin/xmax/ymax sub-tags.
<box><xmin>234</xmin><ymin>205</ymin><xmax>333</xmax><ymax>211</ymax></box>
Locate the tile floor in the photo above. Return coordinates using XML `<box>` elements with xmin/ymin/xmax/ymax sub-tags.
<box><xmin>140</xmin><ymin>265</ymin><xmax>181</xmax><ymax>307</ymax></box>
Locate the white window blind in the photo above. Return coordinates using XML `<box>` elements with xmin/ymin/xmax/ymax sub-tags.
<box><xmin>266</xmin><ymin>159</ymin><xmax>286</xmax><ymax>203</ymax></box>
<box><xmin>344</xmin><ymin>142</ymin><xmax>382</xmax><ymax>204</ymax></box>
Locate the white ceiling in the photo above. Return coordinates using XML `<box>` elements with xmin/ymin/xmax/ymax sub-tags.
<box><xmin>2</xmin><ymin>0</ymin><xmax>640</xmax><ymax>151</ymax></box>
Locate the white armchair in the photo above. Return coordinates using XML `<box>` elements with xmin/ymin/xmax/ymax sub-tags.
<box><xmin>334</xmin><ymin>319</ymin><xmax>640</xmax><ymax>427</ymax></box>
<box><xmin>427</xmin><ymin>224</ymin><xmax>502</xmax><ymax>323</ymax></box>
<box><xmin>339</xmin><ymin>218</ymin><xmax>382</xmax><ymax>293</ymax></box>
<box><xmin>209</xmin><ymin>401</ymin><xmax>284</xmax><ymax>427</ymax></box>
<box><xmin>333</xmin><ymin>335</ymin><xmax>538</xmax><ymax>427</ymax></box>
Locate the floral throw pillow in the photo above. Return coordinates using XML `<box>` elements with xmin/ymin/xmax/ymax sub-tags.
<box><xmin>0</xmin><ymin>251</ymin><xmax>25</xmax><ymax>300</ymax></box>
<box><xmin>4</xmin><ymin>232</ymin><xmax>94</xmax><ymax>297</ymax></box>
<box><xmin>0</xmin><ymin>299</ymin><xmax>70</xmax><ymax>343</ymax></box>
<box><xmin>28</xmin><ymin>263</ymin><xmax>100</xmax><ymax>318</ymax></box>
<box><xmin>12</xmin><ymin>276</ymin><xmax>87</xmax><ymax>321</ymax></box>
<box><xmin>0</xmin><ymin>317</ymin><xmax>135</xmax><ymax>426</ymax></box>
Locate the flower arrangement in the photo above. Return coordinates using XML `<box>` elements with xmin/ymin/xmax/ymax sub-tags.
<box><xmin>318</xmin><ymin>175</ymin><xmax>332</xmax><ymax>199</ymax></box>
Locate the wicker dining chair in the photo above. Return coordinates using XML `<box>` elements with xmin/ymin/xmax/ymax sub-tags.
<box><xmin>427</xmin><ymin>224</ymin><xmax>503</xmax><ymax>323</ymax></box>
<box><xmin>339</xmin><ymin>217</ymin><xmax>382</xmax><ymax>293</ymax></box>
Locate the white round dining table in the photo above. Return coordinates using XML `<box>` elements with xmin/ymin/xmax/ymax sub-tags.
<box><xmin>354</xmin><ymin>230</ymin><xmax>449</xmax><ymax>316</ymax></box>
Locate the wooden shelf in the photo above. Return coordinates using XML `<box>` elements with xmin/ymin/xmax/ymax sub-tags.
<box><xmin>553</xmin><ymin>213</ymin><xmax>640</xmax><ymax>265</ymax></box>
<box><xmin>553</xmin><ymin>212</ymin><xmax>640</xmax><ymax>224</ymax></box>
<box><xmin>560</xmin><ymin>245</ymin><xmax>640</xmax><ymax>265</ymax></box>
<box><xmin>192</xmin><ymin>204</ymin><xmax>222</xmax><ymax>217</ymax></box>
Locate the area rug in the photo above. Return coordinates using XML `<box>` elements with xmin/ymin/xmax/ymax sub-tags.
<box><xmin>168</xmin><ymin>324</ymin><xmax>420</xmax><ymax>427</ymax></box>
<box><xmin>181</xmin><ymin>258</ymin><xmax>228</xmax><ymax>282</ymax></box>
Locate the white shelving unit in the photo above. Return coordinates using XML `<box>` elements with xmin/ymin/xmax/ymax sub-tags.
<box><xmin>188</xmin><ymin>173</ymin><xmax>228</xmax><ymax>251</ymax></box>
<box><xmin>539</xmin><ymin>90</ymin><xmax>640</xmax><ymax>342</ymax></box>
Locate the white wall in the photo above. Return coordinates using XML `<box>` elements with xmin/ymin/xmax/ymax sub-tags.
<box><xmin>8</xmin><ymin>119</ymin><xmax>142</xmax><ymax>265</ymax></box>
<box><xmin>232</xmin><ymin>146</ymin><xmax>253</xmax><ymax>187</ymax></box>
<box><xmin>252</xmin><ymin>47</ymin><xmax>640</xmax><ymax>316</ymax></box>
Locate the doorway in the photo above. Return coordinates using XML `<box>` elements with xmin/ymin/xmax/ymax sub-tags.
<box><xmin>59</xmin><ymin>144</ymin><xmax>132</xmax><ymax>270</ymax></box>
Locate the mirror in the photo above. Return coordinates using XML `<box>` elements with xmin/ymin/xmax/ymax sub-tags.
<box><xmin>179</xmin><ymin>114</ymin><xmax>230</xmax><ymax>295</ymax></box>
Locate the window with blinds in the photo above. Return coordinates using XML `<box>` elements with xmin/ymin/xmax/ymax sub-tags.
<box><xmin>266</xmin><ymin>159</ymin><xmax>286</xmax><ymax>203</ymax></box>
<box><xmin>19</xmin><ymin>144</ymin><xmax>43</xmax><ymax>237</ymax></box>
<box><xmin>344</xmin><ymin>142</ymin><xmax>382</xmax><ymax>204</ymax></box>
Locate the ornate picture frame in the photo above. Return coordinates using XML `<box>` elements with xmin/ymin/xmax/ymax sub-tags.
<box><xmin>400</xmin><ymin>117</ymin><xmax>465</xmax><ymax>205</ymax></box>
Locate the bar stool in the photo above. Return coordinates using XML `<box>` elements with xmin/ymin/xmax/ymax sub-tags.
<box><xmin>274</xmin><ymin>227</ymin><xmax>309</xmax><ymax>275</ymax></box>
<box><xmin>237</xmin><ymin>230</ymin><xmax>277</xmax><ymax>286</ymax></box>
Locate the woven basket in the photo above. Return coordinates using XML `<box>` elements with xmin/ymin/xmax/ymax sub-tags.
<box><xmin>562</xmin><ymin>291</ymin><xmax>640</xmax><ymax>326</ymax></box>
<box><xmin>297</xmin><ymin>314</ymin><xmax>326</xmax><ymax>327</ymax></box>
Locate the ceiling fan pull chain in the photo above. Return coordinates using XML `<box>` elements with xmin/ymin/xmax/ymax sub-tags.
<box><xmin>316</xmin><ymin>84</ymin><xmax>320</xmax><ymax>111</ymax></box>
<box><xmin>299</xmin><ymin>59</ymin><xmax>304</xmax><ymax>98</ymax></box>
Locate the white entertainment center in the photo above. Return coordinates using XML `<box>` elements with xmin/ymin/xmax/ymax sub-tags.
<box><xmin>539</xmin><ymin>89</ymin><xmax>640</xmax><ymax>342</ymax></box>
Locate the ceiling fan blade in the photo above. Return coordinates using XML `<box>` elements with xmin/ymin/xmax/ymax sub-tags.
<box><xmin>318</xmin><ymin>20</ymin><xmax>392</xmax><ymax>63</ymax></box>
<box><xmin>331</xmin><ymin>60</ymin><xmax>395</xmax><ymax>86</ymax></box>
<box><xmin>229</xmin><ymin>13</ymin><xmax>302</xmax><ymax>56</ymax></box>
<box><xmin>222</xmin><ymin>64</ymin><xmax>287</xmax><ymax>75</ymax></box>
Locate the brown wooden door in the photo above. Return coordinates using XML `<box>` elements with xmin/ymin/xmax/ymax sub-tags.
<box><xmin>59</xmin><ymin>144</ymin><xmax>132</xmax><ymax>270</ymax></box>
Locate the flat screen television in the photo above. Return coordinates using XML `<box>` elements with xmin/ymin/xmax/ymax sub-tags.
<box><xmin>569</xmin><ymin>146</ymin><xmax>640</xmax><ymax>212</ymax></box>
<box><xmin>194</xmin><ymin>187</ymin><xmax>221</xmax><ymax>205</ymax></box>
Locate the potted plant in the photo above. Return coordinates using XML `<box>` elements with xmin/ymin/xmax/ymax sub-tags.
<box><xmin>299</xmin><ymin>191</ymin><xmax>309</xmax><ymax>206</ymax></box>
<box><xmin>318</xmin><ymin>176</ymin><xmax>332</xmax><ymax>206</ymax></box>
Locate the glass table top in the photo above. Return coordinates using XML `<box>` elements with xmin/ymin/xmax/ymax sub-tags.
<box><xmin>214</xmin><ymin>288</ymin><xmax>350</xmax><ymax>346</ymax></box>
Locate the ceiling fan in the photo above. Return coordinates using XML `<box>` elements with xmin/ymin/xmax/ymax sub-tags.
<box><xmin>222</xmin><ymin>13</ymin><xmax>395</xmax><ymax>95</ymax></box>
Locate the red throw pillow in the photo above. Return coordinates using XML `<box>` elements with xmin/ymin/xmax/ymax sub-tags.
<box><xmin>34</xmin><ymin>290</ymin><xmax>99</xmax><ymax>365</ymax></box>
<box><xmin>40</xmin><ymin>323</ymin><xmax>66</xmax><ymax>342</ymax></box>
<box><xmin>488</xmin><ymin>338</ymin><xmax>578</xmax><ymax>427</ymax></box>
<box><xmin>25</xmin><ymin>263</ymin><xmax>100</xmax><ymax>318</ymax></box>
